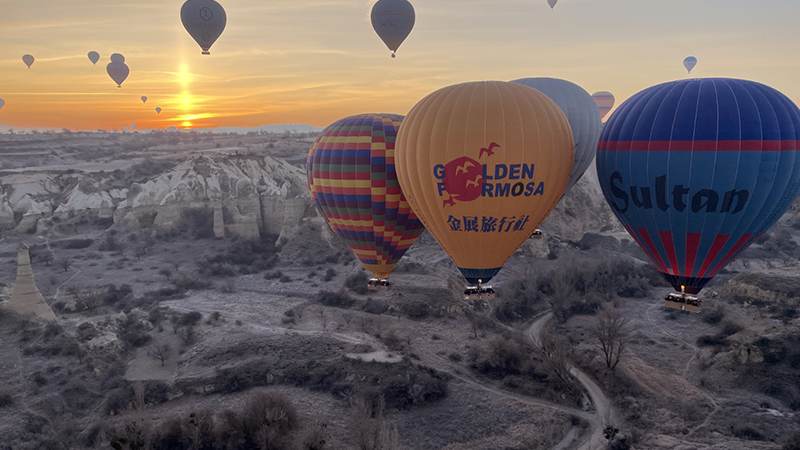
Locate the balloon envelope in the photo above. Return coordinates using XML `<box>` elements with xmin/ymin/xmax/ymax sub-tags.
<box><xmin>592</xmin><ymin>91</ymin><xmax>615</xmax><ymax>120</ymax></box>
<box><xmin>141</xmin><ymin>96</ymin><xmax>148</xmax><ymax>104</ymax></box>
<box><xmin>371</xmin><ymin>0</ymin><xmax>415</xmax><ymax>57</ymax></box>
<box><xmin>307</xmin><ymin>113</ymin><xmax>425</xmax><ymax>279</ymax></box>
<box><xmin>110</xmin><ymin>53</ymin><xmax>125</xmax><ymax>64</ymax></box>
<box><xmin>396</xmin><ymin>81</ymin><xmax>574</xmax><ymax>284</ymax></box>
<box><xmin>181</xmin><ymin>0</ymin><xmax>227</xmax><ymax>55</ymax></box>
<box><xmin>88</xmin><ymin>51</ymin><xmax>100</xmax><ymax>64</ymax></box>
<box><xmin>155</xmin><ymin>107</ymin><xmax>162</xmax><ymax>114</ymax></box>
<box><xmin>22</xmin><ymin>54</ymin><xmax>34</xmax><ymax>68</ymax></box>
<box><xmin>597</xmin><ymin>78</ymin><xmax>800</xmax><ymax>294</ymax></box>
<box><xmin>683</xmin><ymin>56</ymin><xmax>698</xmax><ymax>73</ymax></box>
<box><xmin>0</xmin><ymin>98</ymin><xmax>5</xmax><ymax>110</ymax></box>
<box><xmin>548</xmin><ymin>0</ymin><xmax>558</xmax><ymax>8</ymax></box>
<box><xmin>107</xmin><ymin>61</ymin><xmax>130</xmax><ymax>87</ymax></box>
<box><xmin>513</xmin><ymin>78</ymin><xmax>602</xmax><ymax>190</ymax></box>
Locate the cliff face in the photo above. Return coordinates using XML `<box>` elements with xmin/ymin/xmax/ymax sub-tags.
<box><xmin>1</xmin><ymin>155</ymin><xmax>312</xmax><ymax>241</ymax></box>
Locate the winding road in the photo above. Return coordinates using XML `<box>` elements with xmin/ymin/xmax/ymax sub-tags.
<box><xmin>527</xmin><ymin>311</ymin><xmax>616</xmax><ymax>450</ymax></box>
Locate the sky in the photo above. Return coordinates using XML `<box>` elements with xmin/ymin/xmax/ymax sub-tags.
<box><xmin>0</xmin><ymin>0</ymin><xmax>799</xmax><ymax>130</ymax></box>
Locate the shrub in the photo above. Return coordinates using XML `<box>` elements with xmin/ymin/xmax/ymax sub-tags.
<box><xmin>784</xmin><ymin>432</ymin><xmax>800</xmax><ymax>450</ymax></box>
<box><xmin>177</xmin><ymin>207</ymin><xmax>215</xmax><ymax>239</ymax></box>
<box><xmin>118</xmin><ymin>314</ymin><xmax>152</xmax><ymax>349</ymax></box>
<box><xmin>696</xmin><ymin>335</ymin><xmax>728</xmax><ymax>347</ymax></box>
<box><xmin>363</xmin><ymin>298</ymin><xmax>387</xmax><ymax>315</ymax></box>
<box><xmin>317</xmin><ymin>291</ymin><xmax>355</xmax><ymax>308</ymax></box>
<box><xmin>345</xmin><ymin>272</ymin><xmax>369</xmax><ymax>295</ymax></box>
<box><xmin>401</xmin><ymin>301</ymin><xmax>430</xmax><ymax>320</ymax></box>
<box><xmin>0</xmin><ymin>392</ymin><xmax>14</xmax><ymax>408</ymax></box>
<box><xmin>323</xmin><ymin>268</ymin><xmax>337</xmax><ymax>282</ymax></box>
<box><xmin>702</xmin><ymin>306</ymin><xmax>726</xmax><ymax>325</ymax></box>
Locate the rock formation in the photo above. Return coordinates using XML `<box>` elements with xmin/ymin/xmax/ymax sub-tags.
<box><xmin>3</xmin><ymin>244</ymin><xmax>56</xmax><ymax>321</ymax></box>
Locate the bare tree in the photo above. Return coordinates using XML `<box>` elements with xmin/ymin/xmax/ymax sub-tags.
<box><xmin>349</xmin><ymin>392</ymin><xmax>400</xmax><ymax>450</ymax></box>
<box><xmin>593</xmin><ymin>306</ymin><xmax>631</xmax><ymax>371</ymax></box>
<box><xmin>147</xmin><ymin>343</ymin><xmax>171</xmax><ymax>367</ymax></box>
<box><xmin>58</xmin><ymin>257</ymin><xmax>72</xmax><ymax>273</ymax></box>
<box><xmin>540</xmin><ymin>326</ymin><xmax>575</xmax><ymax>389</ymax></box>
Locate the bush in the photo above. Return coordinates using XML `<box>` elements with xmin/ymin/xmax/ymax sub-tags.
<box><xmin>201</xmin><ymin>237</ymin><xmax>278</xmax><ymax>276</ymax></box>
<box><xmin>317</xmin><ymin>291</ymin><xmax>355</xmax><ymax>308</ymax></box>
<box><xmin>177</xmin><ymin>207</ymin><xmax>215</xmax><ymax>239</ymax></box>
<box><xmin>0</xmin><ymin>392</ymin><xmax>14</xmax><ymax>408</ymax></box>
<box><xmin>696</xmin><ymin>335</ymin><xmax>728</xmax><ymax>347</ymax></box>
<box><xmin>345</xmin><ymin>272</ymin><xmax>369</xmax><ymax>295</ymax></box>
<box><xmin>401</xmin><ymin>301</ymin><xmax>430</xmax><ymax>320</ymax></box>
<box><xmin>784</xmin><ymin>432</ymin><xmax>800</xmax><ymax>450</ymax></box>
<box><xmin>118</xmin><ymin>314</ymin><xmax>152</xmax><ymax>349</ymax></box>
<box><xmin>702</xmin><ymin>306</ymin><xmax>726</xmax><ymax>325</ymax></box>
<box><xmin>323</xmin><ymin>268</ymin><xmax>337</xmax><ymax>282</ymax></box>
<box><xmin>363</xmin><ymin>298</ymin><xmax>387</xmax><ymax>315</ymax></box>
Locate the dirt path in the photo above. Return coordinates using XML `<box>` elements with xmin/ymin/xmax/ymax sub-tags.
<box><xmin>527</xmin><ymin>311</ymin><xmax>615</xmax><ymax>450</ymax></box>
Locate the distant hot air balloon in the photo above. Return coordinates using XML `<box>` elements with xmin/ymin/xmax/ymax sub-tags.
<box><xmin>597</xmin><ymin>78</ymin><xmax>800</xmax><ymax>296</ymax></box>
<box><xmin>106</xmin><ymin>54</ymin><xmax>130</xmax><ymax>88</ymax></box>
<box><xmin>87</xmin><ymin>51</ymin><xmax>100</xmax><ymax>65</ymax></box>
<box><xmin>396</xmin><ymin>81</ymin><xmax>574</xmax><ymax>288</ymax></box>
<box><xmin>155</xmin><ymin>106</ymin><xmax>162</xmax><ymax>114</ymax></box>
<box><xmin>683</xmin><ymin>56</ymin><xmax>698</xmax><ymax>74</ymax></box>
<box><xmin>22</xmin><ymin>54</ymin><xmax>34</xmax><ymax>69</ymax></box>
<box><xmin>181</xmin><ymin>0</ymin><xmax>227</xmax><ymax>55</ymax></box>
<box><xmin>141</xmin><ymin>96</ymin><xmax>148</xmax><ymax>104</ymax></box>
<box><xmin>307</xmin><ymin>113</ymin><xmax>425</xmax><ymax>283</ymax></box>
<box><xmin>548</xmin><ymin>0</ymin><xmax>558</xmax><ymax>8</ymax></box>
<box><xmin>371</xmin><ymin>0</ymin><xmax>415</xmax><ymax>58</ymax></box>
<box><xmin>513</xmin><ymin>78</ymin><xmax>602</xmax><ymax>190</ymax></box>
<box><xmin>592</xmin><ymin>91</ymin><xmax>616</xmax><ymax>121</ymax></box>
<box><xmin>0</xmin><ymin>98</ymin><xmax>5</xmax><ymax>110</ymax></box>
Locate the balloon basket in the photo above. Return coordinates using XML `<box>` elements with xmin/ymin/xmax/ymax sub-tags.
<box><xmin>531</xmin><ymin>229</ymin><xmax>544</xmax><ymax>240</ymax></box>
<box><xmin>368</xmin><ymin>278</ymin><xmax>392</xmax><ymax>290</ymax></box>
<box><xmin>463</xmin><ymin>284</ymin><xmax>496</xmax><ymax>301</ymax></box>
<box><xmin>663</xmin><ymin>292</ymin><xmax>702</xmax><ymax>313</ymax></box>
<box><xmin>202</xmin><ymin>51</ymin><xmax>211</xmax><ymax>55</ymax></box>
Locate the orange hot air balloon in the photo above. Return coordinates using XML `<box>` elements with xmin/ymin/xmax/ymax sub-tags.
<box><xmin>396</xmin><ymin>81</ymin><xmax>574</xmax><ymax>286</ymax></box>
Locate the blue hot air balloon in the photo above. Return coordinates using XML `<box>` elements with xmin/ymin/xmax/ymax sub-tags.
<box><xmin>597</xmin><ymin>78</ymin><xmax>800</xmax><ymax>295</ymax></box>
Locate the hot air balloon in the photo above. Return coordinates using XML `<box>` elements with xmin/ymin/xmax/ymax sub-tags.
<box><xmin>155</xmin><ymin>106</ymin><xmax>162</xmax><ymax>114</ymax></box>
<box><xmin>371</xmin><ymin>0</ymin><xmax>415</xmax><ymax>58</ymax></box>
<box><xmin>181</xmin><ymin>0</ymin><xmax>227</xmax><ymax>55</ymax></box>
<box><xmin>307</xmin><ymin>113</ymin><xmax>425</xmax><ymax>285</ymax></box>
<box><xmin>396</xmin><ymin>81</ymin><xmax>574</xmax><ymax>291</ymax></box>
<box><xmin>683</xmin><ymin>56</ymin><xmax>698</xmax><ymax>74</ymax></box>
<box><xmin>88</xmin><ymin>51</ymin><xmax>100</xmax><ymax>65</ymax></box>
<box><xmin>106</xmin><ymin>54</ymin><xmax>130</xmax><ymax>88</ymax></box>
<box><xmin>141</xmin><ymin>96</ymin><xmax>148</xmax><ymax>104</ymax></box>
<box><xmin>548</xmin><ymin>0</ymin><xmax>558</xmax><ymax>8</ymax></box>
<box><xmin>592</xmin><ymin>91</ymin><xmax>615</xmax><ymax>121</ymax></box>
<box><xmin>513</xmin><ymin>78</ymin><xmax>602</xmax><ymax>190</ymax></box>
<box><xmin>22</xmin><ymin>55</ymin><xmax>34</xmax><ymax>69</ymax></box>
<box><xmin>597</xmin><ymin>78</ymin><xmax>800</xmax><ymax>307</ymax></box>
<box><xmin>0</xmin><ymin>98</ymin><xmax>5</xmax><ymax>110</ymax></box>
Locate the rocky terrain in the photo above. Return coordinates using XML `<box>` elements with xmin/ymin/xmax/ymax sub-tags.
<box><xmin>0</xmin><ymin>131</ymin><xmax>799</xmax><ymax>450</ymax></box>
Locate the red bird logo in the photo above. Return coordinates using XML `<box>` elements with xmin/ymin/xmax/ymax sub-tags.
<box><xmin>479</xmin><ymin>142</ymin><xmax>500</xmax><ymax>159</ymax></box>
<box><xmin>455</xmin><ymin>160</ymin><xmax>475</xmax><ymax>176</ymax></box>
<box><xmin>465</xmin><ymin>175</ymin><xmax>482</xmax><ymax>189</ymax></box>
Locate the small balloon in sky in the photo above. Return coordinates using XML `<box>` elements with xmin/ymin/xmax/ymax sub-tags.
<box><xmin>683</xmin><ymin>56</ymin><xmax>698</xmax><ymax>73</ymax></box>
<box><xmin>548</xmin><ymin>0</ymin><xmax>558</xmax><ymax>8</ymax></box>
<box><xmin>371</xmin><ymin>0</ymin><xmax>415</xmax><ymax>58</ymax></box>
<box><xmin>141</xmin><ymin>96</ymin><xmax>148</xmax><ymax>104</ymax></box>
<box><xmin>87</xmin><ymin>51</ymin><xmax>100</xmax><ymax>65</ymax></box>
<box><xmin>592</xmin><ymin>91</ymin><xmax>616</xmax><ymax>120</ymax></box>
<box><xmin>22</xmin><ymin>54</ymin><xmax>35</xmax><ymax>69</ymax></box>
<box><xmin>181</xmin><ymin>0</ymin><xmax>227</xmax><ymax>55</ymax></box>
<box><xmin>106</xmin><ymin>55</ymin><xmax>130</xmax><ymax>88</ymax></box>
<box><xmin>0</xmin><ymin>98</ymin><xmax>5</xmax><ymax>110</ymax></box>
<box><xmin>155</xmin><ymin>106</ymin><xmax>162</xmax><ymax>114</ymax></box>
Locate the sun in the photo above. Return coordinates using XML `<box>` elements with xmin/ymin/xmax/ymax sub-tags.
<box><xmin>181</xmin><ymin>121</ymin><xmax>193</xmax><ymax>128</ymax></box>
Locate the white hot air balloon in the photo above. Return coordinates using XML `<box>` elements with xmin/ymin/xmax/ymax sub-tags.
<box><xmin>88</xmin><ymin>51</ymin><xmax>100</xmax><ymax>65</ymax></box>
<box><xmin>0</xmin><ymin>98</ymin><xmax>5</xmax><ymax>110</ymax></box>
<box><xmin>592</xmin><ymin>91</ymin><xmax>615</xmax><ymax>121</ymax></box>
<box><xmin>548</xmin><ymin>0</ymin><xmax>558</xmax><ymax>8</ymax></box>
<box><xmin>181</xmin><ymin>0</ymin><xmax>227</xmax><ymax>55</ymax></box>
<box><xmin>513</xmin><ymin>78</ymin><xmax>602</xmax><ymax>190</ymax></box>
<box><xmin>155</xmin><ymin>106</ymin><xmax>162</xmax><ymax>114</ymax></box>
<box><xmin>141</xmin><ymin>96</ymin><xmax>148</xmax><ymax>104</ymax></box>
<box><xmin>371</xmin><ymin>0</ymin><xmax>415</xmax><ymax>58</ymax></box>
<box><xmin>22</xmin><ymin>54</ymin><xmax>35</xmax><ymax>69</ymax></box>
<box><xmin>683</xmin><ymin>56</ymin><xmax>698</xmax><ymax>73</ymax></box>
<box><xmin>106</xmin><ymin>54</ymin><xmax>130</xmax><ymax>88</ymax></box>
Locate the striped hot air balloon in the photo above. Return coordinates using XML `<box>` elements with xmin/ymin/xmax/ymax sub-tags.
<box><xmin>592</xmin><ymin>91</ymin><xmax>615</xmax><ymax>121</ymax></box>
<box><xmin>597</xmin><ymin>78</ymin><xmax>800</xmax><ymax>295</ymax></box>
<box><xmin>307</xmin><ymin>113</ymin><xmax>425</xmax><ymax>281</ymax></box>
